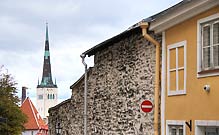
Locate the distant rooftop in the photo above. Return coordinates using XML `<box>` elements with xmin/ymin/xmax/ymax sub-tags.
<box><xmin>20</xmin><ymin>97</ymin><xmax>48</xmax><ymax>130</ymax></box>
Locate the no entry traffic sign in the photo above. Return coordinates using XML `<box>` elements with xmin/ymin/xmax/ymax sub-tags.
<box><xmin>141</xmin><ymin>100</ymin><xmax>153</xmax><ymax>113</ymax></box>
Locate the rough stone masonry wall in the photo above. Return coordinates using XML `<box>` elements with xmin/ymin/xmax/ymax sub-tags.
<box><xmin>49</xmin><ymin>70</ymin><xmax>93</xmax><ymax>135</ymax></box>
<box><xmin>48</xmin><ymin>98</ymin><xmax>73</xmax><ymax>135</ymax></box>
<box><xmin>87</xmin><ymin>31</ymin><xmax>161</xmax><ymax>135</ymax></box>
<box><xmin>48</xmin><ymin>85</ymin><xmax>85</xmax><ymax>135</ymax></box>
<box><xmin>48</xmin><ymin>30</ymin><xmax>161</xmax><ymax>135</ymax></box>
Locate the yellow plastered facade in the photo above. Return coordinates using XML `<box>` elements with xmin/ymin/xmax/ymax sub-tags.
<box><xmin>165</xmin><ymin>6</ymin><xmax>219</xmax><ymax>135</ymax></box>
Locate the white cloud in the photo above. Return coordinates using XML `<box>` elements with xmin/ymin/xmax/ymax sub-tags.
<box><xmin>0</xmin><ymin>0</ymin><xmax>182</xmax><ymax>103</ymax></box>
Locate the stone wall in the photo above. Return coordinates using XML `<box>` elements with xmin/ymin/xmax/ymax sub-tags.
<box><xmin>48</xmin><ymin>99</ymin><xmax>72</xmax><ymax>135</ymax></box>
<box><xmin>49</xmin><ymin>28</ymin><xmax>161</xmax><ymax>135</ymax></box>
<box><xmin>48</xmin><ymin>68</ymin><xmax>93</xmax><ymax>135</ymax></box>
<box><xmin>48</xmin><ymin>90</ymin><xmax>85</xmax><ymax>135</ymax></box>
<box><xmin>87</xmin><ymin>30</ymin><xmax>161</xmax><ymax>135</ymax></box>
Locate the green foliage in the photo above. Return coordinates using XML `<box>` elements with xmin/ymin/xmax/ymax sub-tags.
<box><xmin>0</xmin><ymin>66</ymin><xmax>27</xmax><ymax>135</ymax></box>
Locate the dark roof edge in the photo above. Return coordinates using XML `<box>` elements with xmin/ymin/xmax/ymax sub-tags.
<box><xmin>49</xmin><ymin>98</ymin><xmax>71</xmax><ymax>111</ymax></box>
<box><xmin>82</xmin><ymin>27</ymin><xmax>141</xmax><ymax>57</ymax></box>
<box><xmin>127</xmin><ymin>1</ymin><xmax>185</xmax><ymax>30</ymax></box>
<box><xmin>70</xmin><ymin>67</ymin><xmax>93</xmax><ymax>89</ymax></box>
<box><xmin>82</xmin><ymin>1</ymin><xmax>186</xmax><ymax>57</ymax></box>
<box><xmin>149</xmin><ymin>0</ymin><xmax>219</xmax><ymax>33</ymax></box>
<box><xmin>70</xmin><ymin>74</ymin><xmax>84</xmax><ymax>89</ymax></box>
<box><xmin>82</xmin><ymin>0</ymin><xmax>195</xmax><ymax>57</ymax></box>
<box><xmin>37</xmin><ymin>84</ymin><xmax>58</xmax><ymax>88</ymax></box>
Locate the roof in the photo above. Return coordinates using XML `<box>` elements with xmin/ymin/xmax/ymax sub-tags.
<box><xmin>82</xmin><ymin>0</ymin><xmax>186</xmax><ymax>57</ymax></box>
<box><xmin>83</xmin><ymin>27</ymin><xmax>141</xmax><ymax>56</ymax></box>
<box><xmin>20</xmin><ymin>97</ymin><xmax>48</xmax><ymax>130</ymax></box>
<box><xmin>70</xmin><ymin>67</ymin><xmax>93</xmax><ymax>89</ymax></box>
<box><xmin>149</xmin><ymin>0</ymin><xmax>219</xmax><ymax>33</ymax></box>
<box><xmin>82</xmin><ymin>0</ymin><xmax>219</xmax><ymax>56</ymax></box>
<box><xmin>128</xmin><ymin>0</ymin><xmax>187</xmax><ymax>30</ymax></box>
<box><xmin>49</xmin><ymin>98</ymin><xmax>71</xmax><ymax>112</ymax></box>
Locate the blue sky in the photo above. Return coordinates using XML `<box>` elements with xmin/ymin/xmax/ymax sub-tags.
<box><xmin>0</xmin><ymin>0</ymin><xmax>182</xmax><ymax>105</ymax></box>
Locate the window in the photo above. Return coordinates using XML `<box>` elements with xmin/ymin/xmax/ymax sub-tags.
<box><xmin>47</xmin><ymin>94</ymin><xmax>55</xmax><ymax>99</ymax></box>
<box><xmin>167</xmin><ymin>41</ymin><xmax>186</xmax><ymax>96</ymax></box>
<box><xmin>202</xmin><ymin>19</ymin><xmax>219</xmax><ymax>69</ymax></box>
<box><xmin>169</xmin><ymin>125</ymin><xmax>183</xmax><ymax>135</ymax></box>
<box><xmin>195</xmin><ymin>120</ymin><xmax>219</xmax><ymax>135</ymax></box>
<box><xmin>197</xmin><ymin>13</ymin><xmax>219</xmax><ymax>77</ymax></box>
<box><xmin>50</xmin><ymin>94</ymin><xmax>53</xmax><ymax>99</ymax></box>
<box><xmin>206</xmin><ymin>127</ymin><xmax>219</xmax><ymax>135</ymax></box>
<box><xmin>166</xmin><ymin>120</ymin><xmax>186</xmax><ymax>135</ymax></box>
<box><xmin>38</xmin><ymin>95</ymin><xmax>43</xmax><ymax>99</ymax></box>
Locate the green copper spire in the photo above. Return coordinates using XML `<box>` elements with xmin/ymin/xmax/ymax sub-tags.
<box><xmin>37</xmin><ymin>23</ymin><xmax>57</xmax><ymax>88</ymax></box>
<box><xmin>46</xmin><ymin>23</ymin><xmax>49</xmax><ymax>41</ymax></box>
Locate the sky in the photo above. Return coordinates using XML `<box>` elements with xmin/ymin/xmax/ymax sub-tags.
<box><xmin>0</xmin><ymin>0</ymin><xmax>182</xmax><ymax>105</ymax></box>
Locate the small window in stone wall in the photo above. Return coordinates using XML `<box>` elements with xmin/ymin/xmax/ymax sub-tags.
<box><xmin>167</xmin><ymin>41</ymin><xmax>187</xmax><ymax>96</ymax></box>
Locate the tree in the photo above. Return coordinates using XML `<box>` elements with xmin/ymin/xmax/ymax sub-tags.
<box><xmin>0</xmin><ymin>66</ymin><xmax>27</xmax><ymax>135</ymax></box>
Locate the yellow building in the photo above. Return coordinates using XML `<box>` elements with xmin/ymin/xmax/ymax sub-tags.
<box><xmin>146</xmin><ymin>0</ymin><xmax>219</xmax><ymax>134</ymax></box>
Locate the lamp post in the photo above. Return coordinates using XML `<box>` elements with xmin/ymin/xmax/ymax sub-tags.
<box><xmin>55</xmin><ymin>118</ymin><xmax>62</xmax><ymax>135</ymax></box>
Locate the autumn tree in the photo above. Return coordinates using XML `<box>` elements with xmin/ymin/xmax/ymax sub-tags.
<box><xmin>0</xmin><ymin>66</ymin><xmax>27</xmax><ymax>135</ymax></box>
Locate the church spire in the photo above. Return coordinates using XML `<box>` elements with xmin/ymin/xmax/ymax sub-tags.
<box><xmin>37</xmin><ymin>23</ymin><xmax>57</xmax><ymax>88</ymax></box>
<box><xmin>46</xmin><ymin>22</ymin><xmax>49</xmax><ymax>41</ymax></box>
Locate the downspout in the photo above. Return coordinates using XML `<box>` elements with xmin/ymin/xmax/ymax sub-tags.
<box><xmin>140</xmin><ymin>22</ymin><xmax>160</xmax><ymax>135</ymax></box>
<box><xmin>80</xmin><ymin>54</ymin><xmax>88</xmax><ymax>135</ymax></box>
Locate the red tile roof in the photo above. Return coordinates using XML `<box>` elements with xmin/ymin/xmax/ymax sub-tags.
<box><xmin>20</xmin><ymin>97</ymin><xmax>48</xmax><ymax>130</ymax></box>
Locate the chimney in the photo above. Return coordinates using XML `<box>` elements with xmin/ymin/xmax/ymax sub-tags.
<box><xmin>21</xmin><ymin>86</ymin><xmax>27</xmax><ymax>104</ymax></box>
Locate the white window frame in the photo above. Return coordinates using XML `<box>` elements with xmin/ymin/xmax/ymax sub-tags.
<box><xmin>166</xmin><ymin>120</ymin><xmax>186</xmax><ymax>135</ymax></box>
<box><xmin>167</xmin><ymin>41</ymin><xmax>187</xmax><ymax>96</ymax></box>
<box><xmin>197</xmin><ymin>13</ymin><xmax>219</xmax><ymax>78</ymax></box>
<box><xmin>195</xmin><ymin>120</ymin><xmax>219</xmax><ymax>135</ymax></box>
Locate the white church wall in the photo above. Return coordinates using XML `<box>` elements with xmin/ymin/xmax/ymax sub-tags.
<box><xmin>37</xmin><ymin>87</ymin><xmax>58</xmax><ymax>119</ymax></box>
<box><xmin>22</xmin><ymin>130</ymin><xmax>38</xmax><ymax>135</ymax></box>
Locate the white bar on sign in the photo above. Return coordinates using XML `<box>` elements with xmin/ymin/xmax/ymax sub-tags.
<box><xmin>142</xmin><ymin>105</ymin><xmax>152</xmax><ymax>108</ymax></box>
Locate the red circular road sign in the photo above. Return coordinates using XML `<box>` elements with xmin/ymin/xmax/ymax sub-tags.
<box><xmin>141</xmin><ymin>100</ymin><xmax>153</xmax><ymax>113</ymax></box>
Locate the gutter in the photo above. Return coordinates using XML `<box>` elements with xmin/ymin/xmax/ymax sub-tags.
<box><xmin>140</xmin><ymin>22</ymin><xmax>160</xmax><ymax>135</ymax></box>
<box><xmin>80</xmin><ymin>54</ymin><xmax>88</xmax><ymax>135</ymax></box>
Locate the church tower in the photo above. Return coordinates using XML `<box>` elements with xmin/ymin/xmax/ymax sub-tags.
<box><xmin>37</xmin><ymin>23</ymin><xmax>58</xmax><ymax>119</ymax></box>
